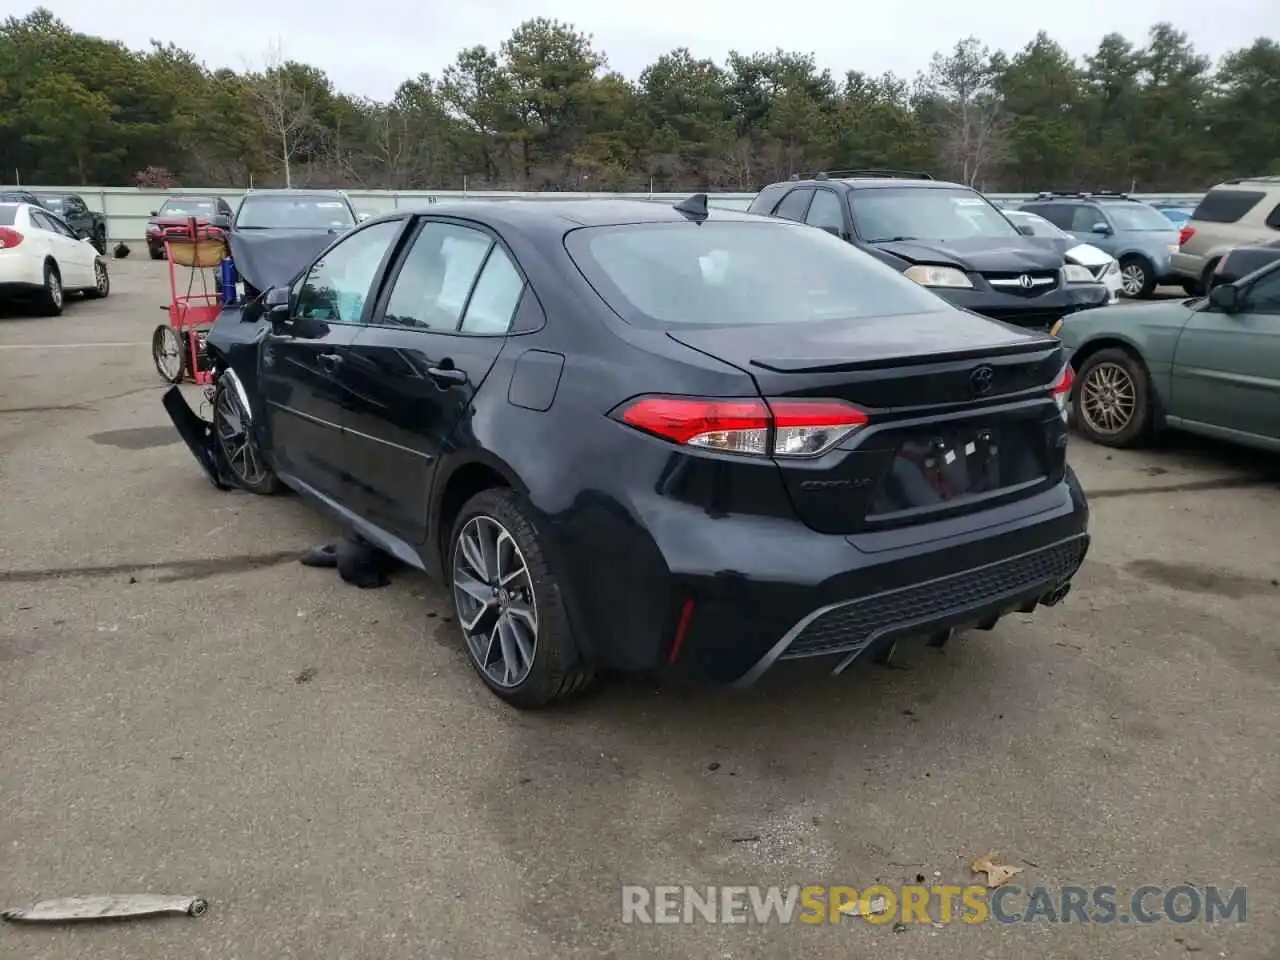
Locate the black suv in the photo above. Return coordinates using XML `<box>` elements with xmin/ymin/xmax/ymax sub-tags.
<box><xmin>33</xmin><ymin>193</ymin><xmax>108</xmax><ymax>253</ymax></box>
<box><xmin>748</xmin><ymin>171</ymin><xmax>1111</xmax><ymax>329</ymax></box>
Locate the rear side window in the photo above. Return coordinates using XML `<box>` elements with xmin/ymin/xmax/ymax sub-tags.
<box><xmin>749</xmin><ymin>183</ymin><xmax>789</xmax><ymax>214</ymax></box>
<box><xmin>564</xmin><ymin>220</ymin><xmax>949</xmax><ymax>329</ymax></box>
<box><xmin>1023</xmin><ymin>204</ymin><xmax>1075</xmax><ymax>230</ymax></box>
<box><xmin>1265</xmin><ymin>204</ymin><xmax>1280</xmax><ymax>230</ymax></box>
<box><xmin>0</xmin><ymin>205</ymin><xmax>15</xmax><ymax>226</ymax></box>
<box><xmin>773</xmin><ymin>189</ymin><xmax>814</xmax><ymax>221</ymax></box>
<box><xmin>1191</xmin><ymin>189</ymin><xmax>1265</xmax><ymax>224</ymax></box>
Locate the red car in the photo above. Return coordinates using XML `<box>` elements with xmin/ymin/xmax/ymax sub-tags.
<box><xmin>145</xmin><ymin>196</ymin><xmax>235</xmax><ymax>259</ymax></box>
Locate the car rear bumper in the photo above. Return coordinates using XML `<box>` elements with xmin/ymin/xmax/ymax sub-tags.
<box><xmin>1170</xmin><ymin>251</ymin><xmax>1206</xmax><ymax>280</ymax></box>
<box><xmin>936</xmin><ymin>284</ymin><xmax>1112</xmax><ymax>330</ymax></box>
<box><xmin>0</xmin><ymin>254</ymin><xmax>44</xmax><ymax>289</ymax></box>
<box><xmin>553</xmin><ymin>467</ymin><xmax>1090</xmax><ymax>685</ymax></box>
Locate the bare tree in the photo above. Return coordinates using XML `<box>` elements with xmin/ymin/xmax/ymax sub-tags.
<box><xmin>245</xmin><ymin>39</ymin><xmax>312</xmax><ymax>187</ymax></box>
<box><xmin>918</xmin><ymin>38</ymin><xmax>1011</xmax><ymax>186</ymax></box>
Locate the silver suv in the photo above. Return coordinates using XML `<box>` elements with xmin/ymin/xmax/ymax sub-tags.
<box><xmin>1170</xmin><ymin>176</ymin><xmax>1280</xmax><ymax>294</ymax></box>
<box><xmin>1018</xmin><ymin>192</ymin><xmax>1180</xmax><ymax>299</ymax></box>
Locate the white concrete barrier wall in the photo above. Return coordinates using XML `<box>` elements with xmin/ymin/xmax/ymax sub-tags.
<box><xmin>30</xmin><ymin>186</ymin><xmax>1206</xmax><ymax>245</ymax></box>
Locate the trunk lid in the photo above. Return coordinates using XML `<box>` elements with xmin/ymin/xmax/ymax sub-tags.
<box><xmin>667</xmin><ymin>312</ymin><xmax>1070</xmax><ymax>535</ymax></box>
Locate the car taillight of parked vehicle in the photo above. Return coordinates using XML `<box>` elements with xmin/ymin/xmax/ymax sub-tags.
<box><xmin>611</xmin><ymin>396</ymin><xmax>870</xmax><ymax>458</ymax></box>
<box><xmin>1178</xmin><ymin>226</ymin><xmax>1195</xmax><ymax>247</ymax></box>
<box><xmin>1050</xmin><ymin>365</ymin><xmax>1074</xmax><ymax>422</ymax></box>
<box><xmin>0</xmin><ymin>227</ymin><xmax>23</xmax><ymax>249</ymax></box>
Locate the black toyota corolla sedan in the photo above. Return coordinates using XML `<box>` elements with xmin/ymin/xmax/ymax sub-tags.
<box><xmin>164</xmin><ymin>196</ymin><xmax>1091</xmax><ymax>708</ymax></box>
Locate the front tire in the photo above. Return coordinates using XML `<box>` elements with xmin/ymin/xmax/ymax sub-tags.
<box><xmin>36</xmin><ymin>261</ymin><xmax>63</xmax><ymax>316</ymax></box>
<box><xmin>1118</xmin><ymin>255</ymin><xmax>1156</xmax><ymax>299</ymax></box>
<box><xmin>84</xmin><ymin>260</ymin><xmax>110</xmax><ymax>299</ymax></box>
<box><xmin>449</xmin><ymin>489</ymin><xmax>594</xmax><ymax>708</ymax></box>
<box><xmin>1072</xmin><ymin>347</ymin><xmax>1154</xmax><ymax>448</ymax></box>
<box><xmin>213</xmin><ymin>377</ymin><xmax>282</xmax><ymax>495</ymax></box>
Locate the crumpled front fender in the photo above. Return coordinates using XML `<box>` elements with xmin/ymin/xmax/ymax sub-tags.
<box><xmin>162</xmin><ymin>386</ymin><xmax>238</xmax><ymax>490</ymax></box>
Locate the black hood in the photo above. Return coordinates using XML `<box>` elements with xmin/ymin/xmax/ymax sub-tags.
<box><xmin>870</xmin><ymin>236</ymin><xmax>1064</xmax><ymax>272</ymax></box>
<box><xmin>229</xmin><ymin>229</ymin><xmax>340</xmax><ymax>291</ymax></box>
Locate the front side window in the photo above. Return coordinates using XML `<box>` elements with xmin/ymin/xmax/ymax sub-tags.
<box><xmin>1243</xmin><ymin>264</ymin><xmax>1280</xmax><ymax>313</ymax></box>
<box><xmin>565</xmin><ymin>219</ymin><xmax>948</xmax><ymax>329</ymax></box>
<box><xmin>1069</xmin><ymin>206</ymin><xmax>1107</xmax><ymax>233</ymax></box>
<box><xmin>805</xmin><ymin>190</ymin><xmax>845</xmax><ymax>233</ymax></box>
<box><xmin>294</xmin><ymin>220</ymin><xmax>402</xmax><ymax>323</ymax></box>
<box><xmin>850</xmin><ymin>187</ymin><xmax>1020</xmax><ymax>242</ymax></box>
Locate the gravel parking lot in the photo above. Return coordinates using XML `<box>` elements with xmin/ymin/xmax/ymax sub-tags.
<box><xmin>1</xmin><ymin>258</ymin><xmax>1277</xmax><ymax>959</ymax></box>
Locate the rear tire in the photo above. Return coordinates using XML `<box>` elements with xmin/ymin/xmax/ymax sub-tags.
<box><xmin>35</xmin><ymin>262</ymin><xmax>63</xmax><ymax>316</ymax></box>
<box><xmin>212</xmin><ymin>378</ymin><xmax>282</xmax><ymax>495</ymax></box>
<box><xmin>448</xmin><ymin>488</ymin><xmax>594</xmax><ymax>708</ymax></box>
<box><xmin>1072</xmin><ymin>347</ymin><xmax>1155</xmax><ymax>449</ymax></box>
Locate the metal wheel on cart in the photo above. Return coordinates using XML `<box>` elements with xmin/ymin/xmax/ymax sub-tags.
<box><xmin>152</xmin><ymin>324</ymin><xmax>186</xmax><ymax>383</ymax></box>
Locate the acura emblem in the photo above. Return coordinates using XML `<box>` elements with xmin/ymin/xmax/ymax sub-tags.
<box><xmin>970</xmin><ymin>365</ymin><xmax>995</xmax><ymax>396</ymax></box>
<box><xmin>1018</xmin><ymin>274</ymin><xmax>1034</xmax><ymax>289</ymax></box>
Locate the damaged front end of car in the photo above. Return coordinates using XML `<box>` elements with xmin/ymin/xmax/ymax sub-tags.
<box><xmin>162</xmin><ymin>297</ymin><xmax>272</xmax><ymax>493</ymax></box>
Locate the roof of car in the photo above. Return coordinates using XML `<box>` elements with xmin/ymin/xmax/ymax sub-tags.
<box><xmin>365</xmin><ymin>198</ymin><xmax>765</xmax><ymax>234</ymax></box>
<box><xmin>781</xmin><ymin>177</ymin><xmax>964</xmax><ymax>191</ymax></box>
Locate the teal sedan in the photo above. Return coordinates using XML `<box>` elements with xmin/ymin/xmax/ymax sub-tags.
<box><xmin>1051</xmin><ymin>259</ymin><xmax>1280</xmax><ymax>451</ymax></box>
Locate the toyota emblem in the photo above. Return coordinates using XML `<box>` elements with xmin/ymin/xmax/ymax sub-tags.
<box><xmin>970</xmin><ymin>365</ymin><xmax>995</xmax><ymax>396</ymax></box>
<box><xmin>1018</xmin><ymin>274</ymin><xmax>1034</xmax><ymax>289</ymax></box>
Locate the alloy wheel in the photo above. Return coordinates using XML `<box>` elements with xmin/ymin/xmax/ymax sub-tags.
<box><xmin>214</xmin><ymin>384</ymin><xmax>270</xmax><ymax>487</ymax></box>
<box><xmin>1080</xmin><ymin>361</ymin><xmax>1136</xmax><ymax>435</ymax></box>
<box><xmin>452</xmin><ymin>515</ymin><xmax>538</xmax><ymax>689</ymax></box>
<box><xmin>94</xmin><ymin>262</ymin><xmax>108</xmax><ymax>296</ymax></box>
<box><xmin>47</xmin><ymin>270</ymin><xmax>62</xmax><ymax>308</ymax></box>
<box><xmin>1120</xmin><ymin>263</ymin><xmax>1145</xmax><ymax>297</ymax></box>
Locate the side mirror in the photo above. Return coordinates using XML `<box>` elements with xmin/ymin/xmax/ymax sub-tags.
<box><xmin>210</xmin><ymin>214</ymin><xmax>232</xmax><ymax>231</ymax></box>
<box><xmin>150</xmin><ymin>210</ymin><xmax>158</xmax><ymax>217</ymax></box>
<box><xmin>264</xmin><ymin>286</ymin><xmax>290</xmax><ymax>315</ymax></box>
<box><xmin>1208</xmin><ymin>283</ymin><xmax>1240</xmax><ymax>313</ymax></box>
<box><xmin>817</xmin><ymin>224</ymin><xmax>842</xmax><ymax>238</ymax></box>
<box><xmin>357</xmin><ymin>210</ymin><xmax>373</xmax><ymax>222</ymax></box>
<box><xmin>1016</xmin><ymin>224</ymin><xmax>1035</xmax><ymax>236</ymax></box>
<box><xmin>1091</xmin><ymin>223</ymin><xmax>1112</xmax><ymax>236</ymax></box>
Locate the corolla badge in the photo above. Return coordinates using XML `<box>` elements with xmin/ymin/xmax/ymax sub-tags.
<box><xmin>969</xmin><ymin>364</ymin><xmax>995</xmax><ymax>396</ymax></box>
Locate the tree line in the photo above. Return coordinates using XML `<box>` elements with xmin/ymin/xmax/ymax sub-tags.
<box><xmin>1</xmin><ymin>8</ymin><xmax>1278</xmax><ymax>193</ymax></box>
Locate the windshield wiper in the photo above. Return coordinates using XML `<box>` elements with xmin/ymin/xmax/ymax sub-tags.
<box><xmin>867</xmin><ymin>236</ymin><xmax>920</xmax><ymax>243</ymax></box>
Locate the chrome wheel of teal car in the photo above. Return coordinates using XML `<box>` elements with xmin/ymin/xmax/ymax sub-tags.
<box><xmin>1080</xmin><ymin>361</ymin><xmax>1136</xmax><ymax>435</ymax></box>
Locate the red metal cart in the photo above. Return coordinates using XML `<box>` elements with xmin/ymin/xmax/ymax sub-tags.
<box><xmin>151</xmin><ymin>216</ymin><xmax>228</xmax><ymax>385</ymax></box>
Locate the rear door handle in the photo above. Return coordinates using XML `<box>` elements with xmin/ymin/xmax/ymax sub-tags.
<box><xmin>427</xmin><ymin>366</ymin><xmax>467</xmax><ymax>386</ymax></box>
<box><xmin>317</xmin><ymin>352</ymin><xmax>344</xmax><ymax>372</ymax></box>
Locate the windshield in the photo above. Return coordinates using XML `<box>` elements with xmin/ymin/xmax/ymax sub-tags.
<box><xmin>0</xmin><ymin>204</ymin><xmax>15</xmax><ymax>226</ymax></box>
<box><xmin>236</xmin><ymin>196</ymin><xmax>355</xmax><ymax>230</ymax></box>
<box><xmin>1008</xmin><ymin>211</ymin><xmax>1068</xmax><ymax>240</ymax></box>
<box><xmin>1103</xmin><ymin>203</ymin><xmax>1177</xmax><ymax>232</ymax></box>
<box><xmin>159</xmin><ymin>199</ymin><xmax>217</xmax><ymax>217</ymax></box>
<box><xmin>564</xmin><ymin>220</ymin><xmax>948</xmax><ymax>328</ymax></box>
<box><xmin>850</xmin><ymin>187</ymin><xmax>1021</xmax><ymax>242</ymax></box>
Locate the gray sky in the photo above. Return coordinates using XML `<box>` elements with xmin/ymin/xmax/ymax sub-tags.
<box><xmin>35</xmin><ymin>0</ymin><xmax>1280</xmax><ymax>102</ymax></box>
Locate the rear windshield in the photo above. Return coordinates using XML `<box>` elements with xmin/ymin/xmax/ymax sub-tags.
<box><xmin>0</xmin><ymin>204</ymin><xmax>15</xmax><ymax>226</ymax></box>
<box><xmin>1102</xmin><ymin>203</ymin><xmax>1176</xmax><ymax>232</ymax></box>
<box><xmin>564</xmin><ymin>220</ymin><xmax>948</xmax><ymax>328</ymax></box>
<box><xmin>236</xmin><ymin>195</ymin><xmax>354</xmax><ymax>229</ymax></box>
<box><xmin>849</xmin><ymin>187</ymin><xmax>1021</xmax><ymax>242</ymax></box>
<box><xmin>1192</xmin><ymin>189</ymin><xmax>1264</xmax><ymax>224</ymax></box>
<box><xmin>160</xmin><ymin>198</ymin><xmax>217</xmax><ymax>217</ymax></box>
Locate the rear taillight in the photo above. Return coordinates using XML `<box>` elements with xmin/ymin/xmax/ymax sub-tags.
<box><xmin>0</xmin><ymin>227</ymin><xmax>23</xmax><ymax>249</ymax></box>
<box><xmin>1050</xmin><ymin>365</ymin><xmax>1074</xmax><ymax>422</ymax></box>
<box><xmin>1178</xmin><ymin>226</ymin><xmax>1195</xmax><ymax>247</ymax></box>
<box><xmin>612</xmin><ymin>395</ymin><xmax>869</xmax><ymax>458</ymax></box>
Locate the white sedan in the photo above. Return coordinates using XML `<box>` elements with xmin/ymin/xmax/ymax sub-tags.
<box><xmin>1005</xmin><ymin>209</ymin><xmax>1123</xmax><ymax>303</ymax></box>
<box><xmin>0</xmin><ymin>202</ymin><xmax>110</xmax><ymax>315</ymax></box>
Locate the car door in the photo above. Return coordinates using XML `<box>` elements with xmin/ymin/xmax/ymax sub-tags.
<box><xmin>340</xmin><ymin>218</ymin><xmax>527</xmax><ymax>544</ymax></box>
<box><xmin>30</xmin><ymin>210</ymin><xmax>92</xmax><ymax>286</ymax></box>
<box><xmin>1170</xmin><ymin>264</ymin><xmax>1280</xmax><ymax>440</ymax></box>
<box><xmin>260</xmin><ymin>217</ymin><xmax>407</xmax><ymax>501</ymax></box>
<box><xmin>1068</xmin><ymin>204</ymin><xmax>1115</xmax><ymax>255</ymax></box>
